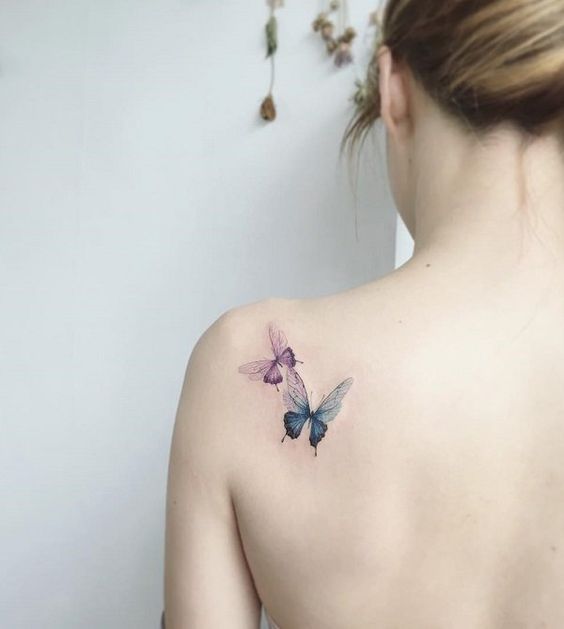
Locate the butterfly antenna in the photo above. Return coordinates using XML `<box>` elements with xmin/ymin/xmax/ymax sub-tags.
<box><xmin>314</xmin><ymin>446</ymin><xmax>318</xmax><ymax>457</ymax></box>
<box><xmin>281</xmin><ymin>433</ymin><xmax>286</xmax><ymax>443</ymax></box>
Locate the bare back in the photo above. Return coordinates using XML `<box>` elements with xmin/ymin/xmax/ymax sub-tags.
<box><xmin>226</xmin><ymin>261</ymin><xmax>564</xmax><ymax>628</ymax></box>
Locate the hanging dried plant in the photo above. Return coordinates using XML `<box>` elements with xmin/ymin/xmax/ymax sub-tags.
<box><xmin>265</xmin><ymin>15</ymin><xmax>278</xmax><ymax>57</ymax></box>
<box><xmin>313</xmin><ymin>1</ymin><xmax>357</xmax><ymax>66</ymax></box>
<box><xmin>334</xmin><ymin>41</ymin><xmax>353</xmax><ymax>67</ymax></box>
<box><xmin>347</xmin><ymin>6</ymin><xmax>385</xmax><ymax>123</ymax></box>
<box><xmin>259</xmin><ymin>0</ymin><xmax>282</xmax><ymax>122</ymax></box>
<box><xmin>256</xmin><ymin>0</ymin><xmax>381</xmax><ymax>123</ymax></box>
<box><xmin>260</xmin><ymin>94</ymin><xmax>277</xmax><ymax>121</ymax></box>
<box><xmin>352</xmin><ymin>78</ymin><xmax>368</xmax><ymax>107</ymax></box>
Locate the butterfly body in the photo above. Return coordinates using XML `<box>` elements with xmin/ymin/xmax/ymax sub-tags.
<box><xmin>282</xmin><ymin>368</ymin><xmax>353</xmax><ymax>456</ymax></box>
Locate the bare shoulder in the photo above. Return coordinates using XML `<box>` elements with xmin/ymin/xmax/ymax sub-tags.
<box><xmin>190</xmin><ymin>297</ymin><xmax>304</xmax><ymax>357</ymax></box>
<box><xmin>171</xmin><ymin>297</ymin><xmax>311</xmax><ymax>469</ymax></box>
<box><xmin>185</xmin><ymin>298</ymin><xmax>310</xmax><ymax>397</ymax></box>
<box><xmin>192</xmin><ymin>267</ymin><xmax>413</xmax><ymax>363</ymax></box>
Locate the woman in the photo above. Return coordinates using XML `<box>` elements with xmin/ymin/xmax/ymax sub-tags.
<box><xmin>164</xmin><ymin>0</ymin><xmax>564</xmax><ymax>627</ymax></box>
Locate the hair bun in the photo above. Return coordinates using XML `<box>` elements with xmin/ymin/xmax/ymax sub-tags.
<box><xmin>342</xmin><ymin>0</ymin><xmax>564</xmax><ymax>158</ymax></box>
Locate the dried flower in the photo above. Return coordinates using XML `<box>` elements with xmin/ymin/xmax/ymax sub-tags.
<box><xmin>339</xmin><ymin>26</ymin><xmax>357</xmax><ymax>44</ymax></box>
<box><xmin>369</xmin><ymin>7</ymin><xmax>385</xmax><ymax>28</ymax></box>
<box><xmin>329</xmin><ymin>0</ymin><xmax>340</xmax><ymax>10</ymax></box>
<box><xmin>352</xmin><ymin>79</ymin><xmax>368</xmax><ymax>107</ymax></box>
<box><xmin>260</xmin><ymin>94</ymin><xmax>276</xmax><ymax>121</ymax></box>
<box><xmin>312</xmin><ymin>12</ymin><xmax>328</xmax><ymax>32</ymax></box>
<box><xmin>321</xmin><ymin>21</ymin><xmax>334</xmax><ymax>40</ymax></box>
<box><xmin>326</xmin><ymin>37</ymin><xmax>339</xmax><ymax>54</ymax></box>
<box><xmin>266</xmin><ymin>0</ymin><xmax>284</xmax><ymax>8</ymax></box>
<box><xmin>334</xmin><ymin>41</ymin><xmax>353</xmax><ymax>67</ymax></box>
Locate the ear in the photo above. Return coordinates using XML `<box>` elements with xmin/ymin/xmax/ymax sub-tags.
<box><xmin>378</xmin><ymin>46</ymin><xmax>411</xmax><ymax>140</ymax></box>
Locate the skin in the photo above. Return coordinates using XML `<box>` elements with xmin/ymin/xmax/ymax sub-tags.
<box><xmin>164</xmin><ymin>46</ymin><xmax>564</xmax><ymax>628</ymax></box>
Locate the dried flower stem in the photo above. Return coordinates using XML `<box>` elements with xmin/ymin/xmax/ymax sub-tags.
<box><xmin>260</xmin><ymin>1</ymin><xmax>282</xmax><ymax>121</ymax></box>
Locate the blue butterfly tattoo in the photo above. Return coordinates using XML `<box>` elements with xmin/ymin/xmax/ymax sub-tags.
<box><xmin>282</xmin><ymin>367</ymin><xmax>353</xmax><ymax>456</ymax></box>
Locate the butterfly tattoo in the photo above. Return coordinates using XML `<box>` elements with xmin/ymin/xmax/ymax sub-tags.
<box><xmin>238</xmin><ymin>324</ymin><xmax>302</xmax><ymax>391</ymax></box>
<box><xmin>282</xmin><ymin>367</ymin><xmax>353</xmax><ymax>456</ymax></box>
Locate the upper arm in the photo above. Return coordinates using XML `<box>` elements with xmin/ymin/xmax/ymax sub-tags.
<box><xmin>163</xmin><ymin>311</ymin><xmax>262</xmax><ymax>629</ymax></box>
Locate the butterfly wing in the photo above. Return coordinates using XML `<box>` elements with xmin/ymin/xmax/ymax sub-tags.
<box><xmin>238</xmin><ymin>359</ymin><xmax>274</xmax><ymax>381</ymax></box>
<box><xmin>263</xmin><ymin>362</ymin><xmax>283</xmax><ymax>386</ymax></box>
<box><xmin>312</xmin><ymin>377</ymin><xmax>353</xmax><ymax>424</ymax></box>
<box><xmin>282</xmin><ymin>367</ymin><xmax>310</xmax><ymax>440</ymax></box>
<box><xmin>283</xmin><ymin>411</ymin><xmax>309</xmax><ymax>440</ymax></box>
<box><xmin>283</xmin><ymin>367</ymin><xmax>310</xmax><ymax>414</ymax></box>
<box><xmin>269</xmin><ymin>324</ymin><xmax>288</xmax><ymax>360</ymax></box>
<box><xmin>309</xmin><ymin>377</ymin><xmax>354</xmax><ymax>455</ymax></box>
<box><xmin>308</xmin><ymin>417</ymin><xmax>329</xmax><ymax>456</ymax></box>
<box><xmin>278</xmin><ymin>346</ymin><xmax>297</xmax><ymax>368</ymax></box>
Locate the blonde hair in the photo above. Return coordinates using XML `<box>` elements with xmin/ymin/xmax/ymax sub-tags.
<box><xmin>340</xmin><ymin>0</ymin><xmax>564</xmax><ymax>160</ymax></box>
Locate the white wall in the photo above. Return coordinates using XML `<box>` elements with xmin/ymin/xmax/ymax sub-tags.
<box><xmin>395</xmin><ymin>214</ymin><xmax>415</xmax><ymax>267</ymax></box>
<box><xmin>0</xmin><ymin>2</ymin><xmax>399</xmax><ymax>627</ymax></box>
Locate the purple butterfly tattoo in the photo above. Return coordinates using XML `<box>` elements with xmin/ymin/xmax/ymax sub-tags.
<box><xmin>238</xmin><ymin>324</ymin><xmax>302</xmax><ymax>391</ymax></box>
